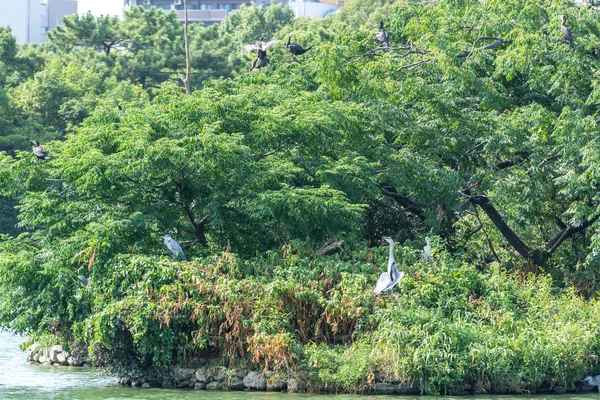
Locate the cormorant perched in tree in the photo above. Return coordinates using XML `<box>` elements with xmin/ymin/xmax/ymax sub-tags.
<box><xmin>163</xmin><ymin>235</ymin><xmax>186</xmax><ymax>261</ymax></box>
<box><xmin>560</xmin><ymin>15</ymin><xmax>574</xmax><ymax>49</ymax></box>
<box><xmin>286</xmin><ymin>32</ymin><xmax>312</xmax><ymax>63</ymax></box>
<box><xmin>374</xmin><ymin>237</ymin><xmax>404</xmax><ymax>294</ymax></box>
<box><xmin>376</xmin><ymin>21</ymin><xmax>390</xmax><ymax>48</ymax></box>
<box><xmin>29</xmin><ymin>140</ymin><xmax>49</xmax><ymax>160</ymax></box>
<box><xmin>242</xmin><ymin>38</ymin><xmax>281</xmax><ymax>72</ymax></box>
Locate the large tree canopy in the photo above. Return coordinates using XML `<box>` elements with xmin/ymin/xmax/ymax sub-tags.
<box><xmin>1</xmin><ymin>0</ymin><xmax>600</xmax><ymax>392</ymax></box>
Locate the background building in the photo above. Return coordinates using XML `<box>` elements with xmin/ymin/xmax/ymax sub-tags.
<box><xmin>0</xmin><ymin>0</ymin><xmax>43</xmax><ymax>44</ymax></box>
<box><xmin>78</xmin><ymin>0</ymin><xmax>124</xmax><ymax>17</ymax></box>
<box><xmin>124</xmin><ymin>0</ymin><xmax>340</xmax><ymax>25</ymax></box>
<box><xmin>288</xmin><ymin>0</ymin><xmax>343</xmax><ymax>18</ymax></box>
<box><xmin>42</xmin><ymin>0</ymin><xmax>78</xmax><ymax>41</ymax></box>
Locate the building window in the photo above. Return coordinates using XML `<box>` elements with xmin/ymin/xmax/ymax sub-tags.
<box><xmin>217</xmin><ymin>3</ymin><xmax>238</xmax><ymax>10</ymax></box>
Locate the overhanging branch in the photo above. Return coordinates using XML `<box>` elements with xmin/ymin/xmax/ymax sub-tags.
<box><xmin>468</xmin><ymin>193</ymin><xmax>532</xmax><ymax>259</ymax></box>
<box><xmin>380</xmin><ymin>184</ymin><xmax>426</xmax><ymax>221</ymax></box>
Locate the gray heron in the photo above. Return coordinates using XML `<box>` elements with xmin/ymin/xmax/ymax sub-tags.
<box><xmin>163</xmin><ymin>235</ymin><xmax>186</xmax><ymax>261</ymax></box>
<box><xmin>376</xmin><ymin>21</ymin><xmax>390</xmax><ymax>48</ymax></box>
<box><xmin>422</xmin><ymin>237</ymin><xmax>432</xmax><ymax>262</ymax></box>
<box><xmin>583</xmin><ymin>376</ymin><xmax>600</xmax><ymax>392</ymax></box>
<box><xmin>29</xmin><ymin>140</ymin><xmax>49</xmax><ymax>160</ymax></box>
<box><xmin>242</xmin><ymin>38</ymin><xmax>281</xmax><ymax>72</ymax></box>
<box><xmin>374</xmin><ymin>237</ymin><xmax>404</xmax><ymax>294</ymax></box>
<box><xmin>286</xmin><ymin>32</ymin><xmax>312</xmax><ymax>62</ymax></box>
<box><xmin>560</xmin><ymin>15</ymin><xmax>574</xmax><ymax>49</ymax></box>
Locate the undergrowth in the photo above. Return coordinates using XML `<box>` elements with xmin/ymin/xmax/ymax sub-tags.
<box><xmin>61</xmin><ymin>240</ymin><xmax>600</xmax><ymax>394</ymax></box>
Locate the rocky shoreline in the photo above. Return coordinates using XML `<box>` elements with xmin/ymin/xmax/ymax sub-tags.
<box><xmin>114</xmin><ymin>366</ymin><xmax>423</xmax><ymax>394</ymax></box>
<box><xmin>25</xmin><ymin>344</ymin><xmax>600</xmax><ymax>395</ymax></box>
<box><xmin>26</xmin><ymin>344</ymin><xmax>90</xmax><ymax>367</ymax></box>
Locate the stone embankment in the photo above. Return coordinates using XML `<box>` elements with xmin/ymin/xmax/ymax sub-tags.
<box><xmin>25</xmin><ymin>345</ymin><xmax>600</xmax><ymax>394</ymax></box>
<box><xmin>26</xmin><ymin>344</ymin><xmax>90</xmax><ymax>367</ymax></box>
<box><xmin>117</xmin><ymin>365</ymin><xmax>422</xmax><ymax>394</ymax></box>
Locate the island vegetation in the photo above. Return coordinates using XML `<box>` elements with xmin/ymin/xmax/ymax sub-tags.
<box><xmin>1</xmin><ymin>0</ymin><xmax>600</xmax><ymax>394</ymax></box>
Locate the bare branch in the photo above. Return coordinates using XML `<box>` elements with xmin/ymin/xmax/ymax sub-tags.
<box><xmin>458</xmin><ymin>37</ymin><xmax>507</xmax><ymax>60</ymax></box>
<box><xmin>315</xmin><ymin>237</ymin><xmax>344</xmax><ymax>256</ymax></box>
<box><xmin>393</xmin><ymin>59</ymin><xmax>429</xmax><ymax>73</ymax></box>
<box><xmin>546</xmin><ymin>210</ymin><xmax>600</xmax><ymax>254</ymax></box>
<box><xmin>380</xmin><ymin>184</ymin><xmax>426</xmax><ymax>221</ymax></box>
<box><xmin>343</xmin><ymin>43</ymin><xmax>414</xmax><ymax>66</ymax></box>
<box><xmin>538</xmin><ymin>154</ymin><xmax>561</xmax><ymax>167</ymax></box>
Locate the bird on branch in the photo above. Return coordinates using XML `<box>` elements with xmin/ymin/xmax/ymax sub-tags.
<box><xmin>163</xmin><ymin>235</ymin><xmax>186</xmax><ymax>261</ymax></box>
<box><xmin>29</xmin><ymin>140</ymin><xmax>50</xmax><ymax>160</ymax></box>
<box><xmin>286</xmin><ymin>32</ymin><xmax>312</xmax><ymax>63</ymax></box>
<box><xmin>422</xmin><ymin>237</ymin><xmax>432</xmax><ymax>262</ymax></box>
<box><xmin>242</xmin><ymin>38</ymin><xmax>281</xmax><ymax>72</ymax></box>
<box><xmin>374</xmin><ymin>237</ymin><xmax>404</xmax><ymax>294</ymax></box>
<box><xmin>376</xmin><ymin>21</ymin><xmax>391</xmax><ymax>48</ymax></box>
<box><xmin>560</xmin><ymin>15</ymin><xmax>574</xmax><ymax>49</ymax></box>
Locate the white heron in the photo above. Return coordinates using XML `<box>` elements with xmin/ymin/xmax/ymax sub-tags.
<box><xmin>374</xmin><ymin>237</ymin><xmax>404</xmax><ymax>294</ymax></box>
<box><xmin>163</xmin><ymin>235</ymin><xmax>186</xmax><ymax>261</ymax></box>
<box><xmin>422</xmin><ymin>237</ymin><xmax>432</xmax><ymax>262</ymax></box>
<box><xmin>583</xmin><ymin>376</ymin><xmax>600</xmax><ymax>392</ymax></box>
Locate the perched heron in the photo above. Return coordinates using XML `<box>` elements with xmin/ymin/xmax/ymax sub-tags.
<box><xmin>560</xmin><ymin>15</ymin><xmax>574</xmax><ymax>49</ymax></box>
<box><xmin>583</xmin><ymin>376</ymin><xmax>600</xmax><ymax>392</ymax></box>
<box><xmin>29</xmin><ymin>140</ymin><xmax>49</xmax><ymax>160</ymax></box>
<box><xmin>242</xmin><ymin>38</ymin><xmax>281</xmax><ymax>72</ymax></box>
<box><xmin>374</xmin><ymin>237</ymin><xmax>405</xmax><ymax>294</ymax></box>
<box><xmin>286</xmin><ymin>32</ymin><xmax>312</xmax><ymax>62</ymax></box>
<box><xmin>422</xmin><ymin>237</ymin><xmax>432</xmax><ymax>262</ymax></box>
<box><xmin>163</xmin><ymin>235</ymin><xmax>186</xmax><ymax>261</ymax></box>
<box><xmin>376</xmin><ymin>21</ymin><xmax>390</xmax><ymax>48</ymax></box>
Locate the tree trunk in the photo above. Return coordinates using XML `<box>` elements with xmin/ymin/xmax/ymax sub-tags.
<box><xmin>469</xmin><ymin>192</ymin><xmax>600</xmax><ymax>267</ymax></box>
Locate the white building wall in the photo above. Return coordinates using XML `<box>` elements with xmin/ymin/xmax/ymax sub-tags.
<box><xmin>78</xmin><ymin>0</ymin><xmax>124</xmax><ymax>17</ymax></box>
<box><xmin>288</xmin><ymin>1</ymin><xmax>339</xmax><ymax>18</ymax></box>
<box><xmin>28</xmin><ymin>0</ymin><xmax>43</xmax><ymax>43</ymax></box>
<box><xmin>0</xmin><ymin>0</ymin><xmax>27</xmax><ymax>44</ymax></box>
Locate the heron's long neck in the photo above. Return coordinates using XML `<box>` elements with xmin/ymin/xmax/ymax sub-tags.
<box><xmin>388</xmin><ymin>242</ymin><xmax>395</xmax><ymax>271</ymax></box>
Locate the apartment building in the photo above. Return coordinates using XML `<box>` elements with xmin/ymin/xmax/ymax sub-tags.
<box><xmin>125</xmin><ymin>0</ymin><xmax>247</xmax><ymax>25</ymax></box>
<box><xmin>124</xmin><ymin>0</ymin><xmax>340</xmax><ymax>25</ymax></box>
<box><xmin>42</xmin><ymin>0</ymin><xmax>78</xmax><ymax>41</ymax></box>
<box><xmin>0</xmin><ymin>0</ymin><xmax>43</xmax><ymax>44</ymax></box>
<box><xmin>288</xmin><ymin>0</ymin><xmax>344</xmax><ymax>18</ymax></box>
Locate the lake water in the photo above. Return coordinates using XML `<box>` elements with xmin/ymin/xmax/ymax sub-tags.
<box><xmin>1</xmin><ymin>331</ymin><xmax>600</xmax><ymax>400</ymax></box>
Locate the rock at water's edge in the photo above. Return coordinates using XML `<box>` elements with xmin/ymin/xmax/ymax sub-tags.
<box><xmin>206</xmin><ymin>381</ymin><xmax>221</xmax><ymax>390</ymax></box>
<box><xmin>243</xmin><ymin>371</ymin><xmax>266</xmax><ymax>390</ymax></box>
<box><xmin>375</xmin><ymin>383</ymin><xmax>397</xmax><ymax>395</ymax></box>
<box><xmin>230</xmin><ymin>376</ymin><xmax>245</xmax><ymax>390</ymax></box>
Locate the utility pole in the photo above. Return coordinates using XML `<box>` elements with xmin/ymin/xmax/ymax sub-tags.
<box><xmin>182</xmin><ymin>0</ymin><xmax>191</xmax><ymax>95</ymax></box>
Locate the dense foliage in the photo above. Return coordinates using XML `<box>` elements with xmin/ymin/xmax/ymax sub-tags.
<box><xmin>1</xmin><ymin>0</ymin><xmax>600</xmax><ymax>394</ymax></box>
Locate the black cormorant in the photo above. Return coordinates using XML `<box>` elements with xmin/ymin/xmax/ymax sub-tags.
<box><xmin>29</xmin><ymin>140</ymin><xmax>49</xmax><ymax>160</ymax></box>
<box><xmin>286</xmin><ymin>33</ymin><xmax>312</xmax><ymax>62</ymax></box>
<box><xmin>242</xmin><ymin>38</ymin><xmax>281</xmax><ymax>71</ymax></box>
<box><xmin>560</xmin><ymin>15</ymin><xmax>574</xmax><ymax>49</ymax></box>
<box><xmin>376</xmin><ymin>21</ymin><xmax>390</xmax><ymax>48</ymax></box>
